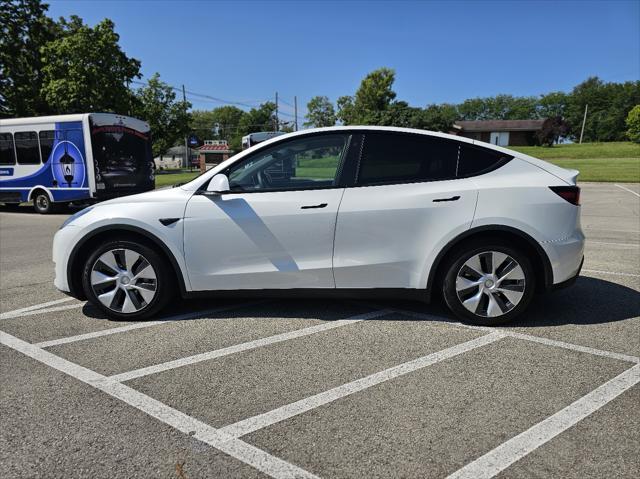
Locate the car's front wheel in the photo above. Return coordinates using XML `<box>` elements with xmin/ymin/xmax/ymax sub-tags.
<box><xmin>82</xmin><ymin>239</ymin><xmax>174</xmax><ymax>320</ymax></box>
<box><xmin>442</xmin><ymin>240</ymin><xmax>535</xmax><ymax>325</ymax></box>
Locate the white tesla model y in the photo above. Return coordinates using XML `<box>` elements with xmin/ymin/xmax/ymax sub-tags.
<box><xmin>53</xmin><ymin>127</ymin><xmax>584</xmax><ymax>325</ymax></box>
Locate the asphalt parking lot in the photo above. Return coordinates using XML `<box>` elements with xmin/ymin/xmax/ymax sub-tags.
<box><xmin>1</xmin><ymin>182</ymin><xmax>638</xmax><ymax>479</ymax></box>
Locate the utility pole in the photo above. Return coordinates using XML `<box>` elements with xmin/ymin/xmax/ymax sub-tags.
<box><xmin>294</xmin><ymin>96</ymin><xmax>298</xmax><ymax>131</ymax></box>
<box><xmin>579</xmin><ymin>103</ymin><xmax>588</xmax><ymax>144</ymax></box>
<box><xmin>182</xmin><ymin>84</ymin><xmax>189</xmax><ymax>168</ymax></box>
<box><xmin>274</xmin><ymin>91</ymin><xmax>279</xmax><ymax>132</ymax></box>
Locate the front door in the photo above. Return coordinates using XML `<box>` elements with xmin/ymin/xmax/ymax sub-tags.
<box><xmin>183</xmin><ymin>133</ymin><xmax>349</xmax><ymax>291</ymax></box>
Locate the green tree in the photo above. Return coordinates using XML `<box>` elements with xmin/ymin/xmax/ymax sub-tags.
<box><xmin>238</xmin><ymin>102</ymin><xmax>277</xmax><ymax>134</ymax></box>
<box><xmin>458</xmin><ymin>95</ymin><xmax>537</xmax><ymax>120</ymax></box>
<box><xmin>420</xmin><ymin>103</ymin><xmax>459</xmax><ymax>132</ymax></box>
<box><xmin>191</xmin><ymin>105</ymin><xmax>246</xmax><ymax>148</ymax></box>
<box><xmin>132</xmin><ymin>73</ymin><xmax>191</xmax><ymax>158</ymax></box>
<box><xmin>337</xmin><ymin>68</ymin><xmax>397</xmax><ymax>125</ymax></box>
<box><xmin>304</xmin><ymin>96</ymin><xmax>336</xmax><ymax>127</ymax></box>
<box><xmin>0</xmin><ymin>0</ymin><xmax>60</xmax><ymax>117</ymax></box>
<box><xmin>537</xmin><ymin>91</ymin><xmax>568</xmax><ymax>118</ymax></box>
<box><xmin>336</xmin><ymin>95</ymin><xmax>356</xmax><ymax>124</ymax></box>
<box><xmin>564</xmin><ymin>77</ymin><xmax>640</xmax><ymax>142</ymax></box>
<box><xmin>40</xmin><ymin>16</ymin><xmax>141</xmax><ymax>114</ymax></box>
<box><xmin>626</xmin><ymin>105</ymin><xmax>640</xmax><ymax>143</ymax></box>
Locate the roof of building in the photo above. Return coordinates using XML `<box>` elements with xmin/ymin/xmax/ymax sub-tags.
<box><xmin>453</xmin><ymin>119</ymin><xmax>546</xmax><ymax>132</ymax></box>
<box><xmin>198</xmin><ymin>143</ymin><xmax>233</xmax><ymax>153</ymax></box>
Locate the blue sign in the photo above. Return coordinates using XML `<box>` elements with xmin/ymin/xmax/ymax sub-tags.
<box><xmin>188</xmin><ymin>134</ymin><xmax>199</xmax><ymax>146</ymax></box>
<box><xmin>0</xmin><ymin>168</ymin><xmax>13</xmax><ymax>176</ymax></box>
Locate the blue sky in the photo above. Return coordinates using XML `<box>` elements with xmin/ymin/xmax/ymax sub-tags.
<box><xmin>47</xmin><ymin>0</ymin><xmax>640</xmax><ymax>120</ymax></box>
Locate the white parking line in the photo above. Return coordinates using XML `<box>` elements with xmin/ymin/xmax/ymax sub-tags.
<box><xmin>109</xmin><ymin>309</ymin><xmax>391</xmax><ymax>383</ymax></box>
<box><xmin>392</xmin><ymin>309</ymin><xmax>640</xmax><ymax>364</ymax></box>
<box><xmin>220</xmin><ymin>332</ymin><xmax>504</xmax><ymax>438</ymax></box>
<box><xmin>35</xmin><ymin>301</ymin><xmax>266</xmax><ymax>348</ymax></box>
<box><xmin>588</xmin><ymin>241</ymin><xmax>640</xmax><ymax>247</ymax></box>
<box><xmin>446</xmin><ymin>364</ymin><xmax>640</xmax><ymax>479</ymax></box>
<box><xmin>1</xmin><ymin>303</ymin><xmax>85</xmax><ymax>319</ymax></box>
<box><xmin>0</xmin><ymin>298</ymin><xmax>75</xmax><ymax>319</ymax></box>
<box><xmin>0</xmin><ymin>330</ymin><xmax>318</xmax><ymax>479</ymax></box>
<box><xmin>583</xmin><ymin>268</ymin><xmax>640</xmax><ymax>278</ymax></box>
<box><xmin>615</xmin><ymin>184</ymin><xmax>640</xmax><ymax>198</ymax></box>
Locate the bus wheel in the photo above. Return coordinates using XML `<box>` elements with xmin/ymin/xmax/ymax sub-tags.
<box><xmin>33</xmin><ymin>191</ymin><xmax>53</xmax><ymax>214</ymax></box>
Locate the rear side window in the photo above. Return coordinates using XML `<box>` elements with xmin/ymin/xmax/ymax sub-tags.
<box><xmin>457</xmin><ymin>144</ymin><xmax>512</xmax><ymax>177</ymax></box>
<box><xmin>358</xmin><ymin>132</ymin><xmax>458</xmax><ymax>185</ymax></box>
<box><xmin>39</xmin><ymin>130</ymin><xmax>57</xmax><ymax>163</ymax></box>
<box><xmin>14</xmin><ymin>131</ymin><xmax>41</xmax><ymax>164</ymax></box>
<box><xmin>0</xmin><ymin>133</ymin><xmax>15</xmax><ymax>165</ymax></box>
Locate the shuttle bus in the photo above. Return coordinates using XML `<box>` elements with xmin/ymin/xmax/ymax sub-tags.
<box><xmin>0</xmin><ymin>113</ymin><xmax>155</xmax><ymax>213</ymax></box>
<box><xmin>241</xmin><ymin>131</ymin><xmax>285</xmax><ymax>150</ymax></box>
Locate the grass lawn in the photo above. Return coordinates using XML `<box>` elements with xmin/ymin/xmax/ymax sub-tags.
<box><xmin>511</xmin><ymin>142</ymin><xmax>639</xmax><ymax>182</ymax></box>
<box><xmin>155</xmin><ymin>170</ymin><xmax>200</xmax><ymax>188</ymax></box>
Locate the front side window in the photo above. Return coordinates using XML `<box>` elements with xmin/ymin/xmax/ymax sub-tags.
<box><xmin>0</xmin><ymin>133</ymin><xmax>15</xmax><ymax>165</ymax></box>
<box><xmin>358</xmin><ymin>132</ymin><xmax>458</xmax><ymax>185</ymax></box>
<box><xmin>14</xmin><ymin>131</ymin><xmax>41</xmax><ymax>165</ymax></box>
<box><xmin>227</xmin><ymin>134</ymin><xmax>348</xmax><ymax>192</ymax></box>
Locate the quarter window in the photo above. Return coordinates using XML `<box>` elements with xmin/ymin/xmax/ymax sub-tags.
<box><xmin>14</xmin><ymin>131</ymin><xmax>41</xmax><ymax>164</ymax></box>
<box><xmin>457</xmin><ymin>144</ymin><xmax>512</xmax><ymax>177</ymax></box>
<box><xmin>227</xmin><ymin>134</ymin><xmax>348</xmax><ymax>192</ymax></box>
<box><xmin>0</xmin><ymin>133</ymin><xmax>15</xmax><ymax>165</ymax></box>
<box><xmin>358</xmin><ymin>132</ymin><xmax>458</xmax><ymax>185</ymax></box>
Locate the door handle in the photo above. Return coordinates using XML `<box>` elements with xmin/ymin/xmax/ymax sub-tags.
<box><xmin>301</xmin><ymin>203</ymin><xmax>328</xmax><ymax>209</ymax></box>
<box><xmin>433</xmin><ymin>196</ymin><xmax>460</xmax><ymax>203</ymax></box>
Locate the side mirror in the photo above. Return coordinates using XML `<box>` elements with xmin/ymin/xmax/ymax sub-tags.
<box><xmin>206</xmin><ymin>174</ymin><xmax>230</xmax><ymax>194</ymax></box>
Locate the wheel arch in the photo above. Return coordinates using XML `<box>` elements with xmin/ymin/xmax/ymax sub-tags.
<box><xmin>67</xmin><ymin>224</ymin><xmax>188</xmax><ymax>300</ymax></box>
<box><xmin>426</xmin><ymin>225</ymin><xmax>553</xmax><ymax>300</ymax></box>
<box><xmin>28</xmin><ymin>186</ymin><xmax>53</xmax><ymax>202</ymax></box>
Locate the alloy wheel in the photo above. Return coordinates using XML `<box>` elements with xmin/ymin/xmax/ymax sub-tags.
<box><xmin>455</xmin><ymin>250</ymin><xmax>526</xmax><ymax>318</ymax></box>
<box><xmin>90</xmin><ymin>248</ymin><xmax>158</xmax><ymax>314</ymax></box>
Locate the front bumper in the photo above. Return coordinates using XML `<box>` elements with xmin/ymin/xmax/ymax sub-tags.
<box><xmin>53</xmin><ymin>225</ymin><xmax>81</xmax><ymax>293</ymax></box>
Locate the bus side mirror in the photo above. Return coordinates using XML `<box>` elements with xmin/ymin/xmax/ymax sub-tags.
<box><xmin>206</xmin><ymin>174</ymin><xmax>230</xmax><ymax>194</ymax></box>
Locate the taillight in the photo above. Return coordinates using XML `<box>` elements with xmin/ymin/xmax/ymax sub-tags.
<box><xmin>550</xmin><ymin>186</ymin><xmax>580</xmax><ymax>205</ymax></box>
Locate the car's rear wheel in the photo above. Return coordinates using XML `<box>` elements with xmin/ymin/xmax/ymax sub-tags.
<box><xmin>82</xmin><ymin>239</ymin><xmax>174</xmax><ymax>320</ymax></box>
<box><xmin>442</xmin><ymin>240</ymin><xmax>535</xmax><ymax>325</ymax></box>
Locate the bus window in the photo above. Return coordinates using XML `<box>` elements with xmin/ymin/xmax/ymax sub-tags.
<box><xmin>15</xmin><ymin>131</ymin><xmax>41</xmax><ymax>164</ymax></box>
<box><xmin>0</xmin><ymin>133</ymin><xmax>15</xmax><ymax>165</ymax></box>
<box><xmin>39</xmin><ymin>130</ymin><xmax>57</xmax><ymax>163</ymax></box>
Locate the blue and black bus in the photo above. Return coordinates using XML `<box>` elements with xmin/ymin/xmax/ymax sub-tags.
<box><xmin>0</xmin><ymin>113</ymin><xmax>155</xmax><ymax>213</ymax></box>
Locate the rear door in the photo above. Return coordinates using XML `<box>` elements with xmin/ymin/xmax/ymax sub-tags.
<box><xmin>333</xmin><ymin>131</ymin><xmax>479</xmax><ymax>289</ymax></box>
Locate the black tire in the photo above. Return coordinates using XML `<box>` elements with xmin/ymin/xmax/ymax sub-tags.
<box><xmin>32</xmin><ymin>191</ymin><xmax>53</xmax><ymax>214</ymax></box>
<box><xmin>442</xmin><ymin>238</ymin><xmax>535</xmax><ymax>326</ymax></box>
<box><xmin>82</xmin><ymin>239</ymin><xmax>174</xmax><ymax>320</ymax></box>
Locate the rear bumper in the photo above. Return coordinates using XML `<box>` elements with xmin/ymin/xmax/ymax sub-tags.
<box><xmin>541</xmin><ymin>229</ymin><xmax>585</xmax><ymax>286</ymax></box>
<box><xmin>549</xmin><ymin>255</ymin><xmax>583</xmax><ymax>291</ymax></box>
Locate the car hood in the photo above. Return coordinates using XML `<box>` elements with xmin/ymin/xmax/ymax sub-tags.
<box><xmin>98</xmin><ymin>186</ymin><xmax>190</xmax><ymax>206</ymax></box>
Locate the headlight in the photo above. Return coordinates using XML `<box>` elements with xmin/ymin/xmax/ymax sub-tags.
<box><xmin>60</xmin><ymin>206</ymin><xmax>94</xmax><ymax>229</ymax></box>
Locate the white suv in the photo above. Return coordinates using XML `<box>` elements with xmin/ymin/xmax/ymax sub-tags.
<box><xmin>53</xmin><ymin>127</ymin><xmax>584</xmax><ymax>325</ymax></box>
